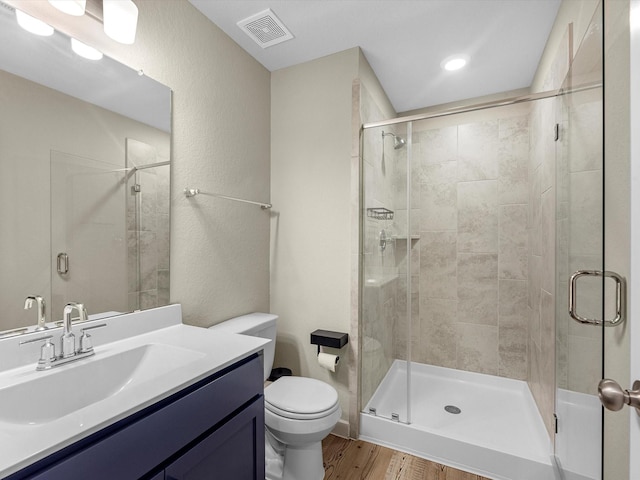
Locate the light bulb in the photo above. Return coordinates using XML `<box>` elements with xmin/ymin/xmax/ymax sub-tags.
<box><xmin>71</xmin><ymin>38</ymin><xmax>103</xmax><ymax>60</ymax></box>
<box><xmin>441</xmin><ymin>55</ymin><xmax>470</xmax><ymax>72</ymax></box>
<box><xmin>15</xmin><ymin>10</ymin><xmax>54</xmax><ymax>36</ymax></box>
<box><xmin>103</xmin><ymin>0</ymin><xmax>138</xmax><ymax>45</ymax></box>
<box><xmin>48</xmin><ymin>0</ymin><xmax>87</xmax><ymax>16</ymax></box>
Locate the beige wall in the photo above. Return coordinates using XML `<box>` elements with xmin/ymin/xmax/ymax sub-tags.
<box><xmin>13</xmin><ymin>0</ymin><xmax>273</xmax><ymax>326</ymax></box>
<box><xmin>531</xmin><ymin>0</ymin><xmax>600</xmax><ymax>93</ymax></box>
<box><xmin>270</xmin><ymin>48</ymin><xmax>357</xmax><ymax>435</ymax></box>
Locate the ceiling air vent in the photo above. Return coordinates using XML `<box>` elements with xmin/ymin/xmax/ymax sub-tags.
<box><xmin>237</xmin><ymin>9</ymin><xmax>293</xmax><ymax>49</ymax></box>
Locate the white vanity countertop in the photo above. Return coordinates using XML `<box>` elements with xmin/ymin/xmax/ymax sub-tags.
<box><xmin>0</xmin><ymin>305</ymin><xmax>268</xmax><ymax>478</ymax></box>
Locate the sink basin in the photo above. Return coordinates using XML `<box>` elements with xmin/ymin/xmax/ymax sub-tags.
<box><xmin>0</xmin><ymin>343</ymin><xmax>205</xmax><ymax>425</ymax></box>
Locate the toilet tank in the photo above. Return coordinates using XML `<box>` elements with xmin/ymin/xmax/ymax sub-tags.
<box><xmin>208</xmin><ymin>312</ymin><xmax>277</xmax><ymax>382</ymax></box>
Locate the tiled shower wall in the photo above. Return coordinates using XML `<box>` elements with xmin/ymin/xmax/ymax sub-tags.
<box><xmin>392</xmin><ymin>111</ymin><xmax>530</xmax><ymax>380</ymax></box>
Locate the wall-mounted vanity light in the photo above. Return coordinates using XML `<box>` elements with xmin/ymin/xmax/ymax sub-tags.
<box><xmin>48</xmin><ymin>0</ymin><xmax>86</xmax><ymax>17</ymax></box>
<box><xmin>103</xmin><ymin>0</ymin><xmax>138</xmax><ymax>44</ymax></box>
<box><xmin>16</xmin><ymin>0</ymin><xmax>139</xmax><ymax>46</ymax></box>
<box><xmin>15</xmin><ymin>9</ymin><xmax>54</xmax><ymax>36</ymax></box>
<box><xmin>71</xmin><ymin>37</ymin><xmax>103</xmax><ymax>60</ymax></box>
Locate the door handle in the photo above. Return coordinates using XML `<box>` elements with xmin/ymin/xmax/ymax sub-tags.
<box><xmin>57</xmin><ymin>252</ymin><xmax>69</xmax><ymax>274</ymax></box>
<box><xmin>568</xmin><ymin>270</ymin><xmax>626</xmax><ymax>326</ymax></box>
<box><xmin>598</xmin><ymin>379</ymin><xmax>640</xmax><ymax>415</ymax></box>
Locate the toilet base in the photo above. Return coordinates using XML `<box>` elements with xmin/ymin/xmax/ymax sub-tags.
<box><xmin>265</xmin><ymin>431</ymin><xmax>285</xmax><ymax>480</ymax></box>
<box><xmin>282</xmin><ymin>440</ymin><xmax>324</xmax><ymax>480</ymax></box>
<box><xmin>265</xmin><ymin>430</ymin><xmax>325</xmax><ymax>480</ymax></box>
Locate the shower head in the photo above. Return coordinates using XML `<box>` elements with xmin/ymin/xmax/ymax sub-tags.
<box><xmin>382</xmin><ymin>131</ymin><xmax>406</xmax><ymax>149</ymax></box>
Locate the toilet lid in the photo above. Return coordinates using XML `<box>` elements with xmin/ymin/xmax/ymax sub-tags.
<box><xmin>265</xmin><ymin>377</ymin><xmax>339</xmax><ymax>418</ymax></box>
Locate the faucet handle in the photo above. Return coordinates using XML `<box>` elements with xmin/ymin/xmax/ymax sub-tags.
<box><xmin>20</xmin><ymin>335</ymin><xmax>56</xmax><ymax>368</ymax></box>
<box><xmin>79</xmin><ymin>323</ymin><xmax>106</xmax><ymax>354</ymax></box>
<box><xmin>77</xmin><ymin>303</ymin><xmax>88</xmax><ymax>322</ymax></box>
<box><xmin>19</xmin><ymin>334</ymin><xmax>53</xmax><ymax>345</ymax></box>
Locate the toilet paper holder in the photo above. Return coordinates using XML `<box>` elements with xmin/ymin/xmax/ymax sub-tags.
<box><xmin>310</xmin><ymin>329</ymin><xmax>349</xmax><ymax>355</ymax></box>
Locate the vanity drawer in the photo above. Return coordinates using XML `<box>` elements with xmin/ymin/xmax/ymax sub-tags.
<box><xmin>14</xmin><ymin>353</ymin><xmax>263</xmax><ymax>480</ymax></box>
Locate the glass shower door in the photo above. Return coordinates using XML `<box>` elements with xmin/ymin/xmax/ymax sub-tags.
<box><xmin>125</xmin><ymin>138</ymin><xmax>171</xmax><ymax>312</ymax></box>
<box><xmin>360</xmin><ymin>123</ymin><xmax>411</xmax><ymax>423</ymax></box>
<box><xmin>50</xmin><ymin>151</ymin><xmax>129</xmax><ymax>318</ymax></box>
<box><xmin>554</xmin><ymin>6</ymin><xmax>604</xmax><ymax>479</ymax></box>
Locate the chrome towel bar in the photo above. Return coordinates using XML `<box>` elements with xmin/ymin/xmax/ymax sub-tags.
<box><xmin>184</xmin><ymin>188</ymin><xmax>272</xmax><ymax>209</ymax></box>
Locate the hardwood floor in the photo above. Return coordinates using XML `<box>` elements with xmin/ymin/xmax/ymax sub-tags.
<box><xmin>322</xmin><ymin>435</ymin><xmax>491</xmax><ymax>480</ymax></box>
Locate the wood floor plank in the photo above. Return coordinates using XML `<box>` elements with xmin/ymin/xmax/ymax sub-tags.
<box><xmin>322</xmin><ymin>435</ymin><xmax>490</xmax><ymax>480</ymax></box>
<box><xmin>323</xmin><ymin>435</ymin><xmax>393</xmax><ymax>479</ymax></box>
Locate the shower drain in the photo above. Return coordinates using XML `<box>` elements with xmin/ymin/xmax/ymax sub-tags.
<box><xmin>444</xmin><ymin>405</ymin><xmax>461</xmax><ymax>414</ymax></box>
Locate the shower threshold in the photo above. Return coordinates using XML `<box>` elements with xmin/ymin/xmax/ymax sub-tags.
<box><xmin>360</xmin><ymin>360</ymin><xmax>555</xmax><ymax>480</ymax></box>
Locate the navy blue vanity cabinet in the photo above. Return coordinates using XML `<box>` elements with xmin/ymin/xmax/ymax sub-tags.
<box><xmin>9</xmin><ymin>353</ymin><xmax>265</xmax><ymax>480</ymax></box>
<box><xmin>165</xmin><ymin>396</ymin><xmax>264</xmax><ymax>479</ymax></box>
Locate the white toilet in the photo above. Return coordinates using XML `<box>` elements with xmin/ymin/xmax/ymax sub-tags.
<box><xmin>209</xmin><ymin>313</ymin><xmax>341</xmax><ymax>480</ymax></box>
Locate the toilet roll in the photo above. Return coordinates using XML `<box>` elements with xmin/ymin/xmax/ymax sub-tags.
<box><xmin>318</xmin><ymin>352</ymin><xmax>339</xmax><ymax>372</ymax></box>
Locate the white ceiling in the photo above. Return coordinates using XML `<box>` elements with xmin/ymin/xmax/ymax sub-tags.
<box><xmin>189</xmin><ymin>0</ymin><xmax>561</xmax><ymax>113</ymax></box>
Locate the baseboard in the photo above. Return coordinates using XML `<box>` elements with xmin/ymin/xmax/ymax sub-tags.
<box><xmin>331</xmin><ymin>419</ymin><xmax>350</xmax><ymax>438</ymax></box>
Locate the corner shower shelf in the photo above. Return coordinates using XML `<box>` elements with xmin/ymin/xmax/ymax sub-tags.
<box><xmin>392</xmin><ymin>235</ymin><xmax>420</xmax><ymax>242</ymax></box>
<box><xmin>366</xmin><ymin>207</ymin><xmax>394</xmax><ymax>221</ymax></box>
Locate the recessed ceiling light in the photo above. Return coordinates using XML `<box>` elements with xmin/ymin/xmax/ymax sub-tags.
<box><xmin>441</xmin><ymin>55</ymin><xmax>470</xmax><ymax>72</ymax></box>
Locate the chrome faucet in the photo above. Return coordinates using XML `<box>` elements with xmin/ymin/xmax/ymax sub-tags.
<box><xmin>20</xmin><ymin>301</ymin><xmax>106</xmax><ymax>371</ymax></box>
<box><xmin>24</xmin><ymin>295</ymin><xmax>47</xmax><ymax>331</ymax></box>
<box><xmin>61</xmin><ymin>302</ymin><xmax>87</xmax><ymax>358</ymax></box>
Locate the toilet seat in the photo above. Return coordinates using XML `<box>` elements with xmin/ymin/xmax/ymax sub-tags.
<box><xmin>265</xmin><ymin>376</ymin><xmax>339</xmax><ymax>420</ymax></box>
<box><xmin>266</xmin><ymin>400</ymin><xmax>341</xmax><ymax>420</ymax></box>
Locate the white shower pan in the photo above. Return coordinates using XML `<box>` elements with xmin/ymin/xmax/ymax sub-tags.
<box><xmin>360</xmin><ymin>360</ymin><xmax>556</xmax><ymax>480</ymax></box>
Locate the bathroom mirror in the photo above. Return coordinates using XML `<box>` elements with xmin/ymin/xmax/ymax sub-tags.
<box><xmin>0</xmin><ymin>2</ymin><xmax>172</xmax><ymax>335</ymax></box>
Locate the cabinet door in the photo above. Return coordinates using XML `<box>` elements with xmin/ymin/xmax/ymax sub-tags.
<box><xmin>165</xmin><ymin>397</ymin><xmax>264</xmax><ymax>480</ymax></box>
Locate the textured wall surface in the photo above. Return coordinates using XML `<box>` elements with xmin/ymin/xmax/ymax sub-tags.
<box><xmin>270</xmin><ymin>48</ymin><xmax>358</xmax><ymax>432</ymax></box>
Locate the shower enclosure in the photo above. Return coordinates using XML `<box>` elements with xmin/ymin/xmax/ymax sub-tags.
<box><xmin>50</xmin><ymin>138</ymin><xmax>170</xmax><ymax>318</ymax></box>
<box><xmin>358</xmin><ymin>6</ymin><xmax>604</xmax><ymax>480</ymax></box>
<box><xmin>125</xmin><ymin>138</ymin><xmax>171</xmax><ymax>312</ymax></box>
<box><xmin>359</xmin><ymin>103</ymin><xmax>554</xmax><ymax>480</ymax></box>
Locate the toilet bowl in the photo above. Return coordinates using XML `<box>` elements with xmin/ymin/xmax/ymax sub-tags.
<box><xmin>265</xmin><ymin>376</ymin><xmax>341</xmax><ymax>480</ymax></box>
<box><xmin>209</xmin><ymin>313</ymin><xmax>341</xmax><ymax>480</ymax></box>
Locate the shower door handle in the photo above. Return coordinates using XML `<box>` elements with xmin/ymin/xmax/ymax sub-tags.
<box><xmin>57</xmin><ymin>253</ymin><xmax>69</xmax><ymax>275</ymax></box>
<box><xmin>568</xmin><ymin>270</ymin><xmax>625</xmax><ymax>326</ymax></box>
